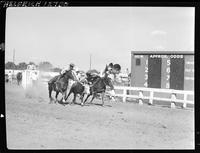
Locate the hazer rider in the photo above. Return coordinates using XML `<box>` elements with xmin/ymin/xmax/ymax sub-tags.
<box><xmin>48</xmin><ymin>63</ymin><xmax>79</xmax><ymax>85</ymax></box>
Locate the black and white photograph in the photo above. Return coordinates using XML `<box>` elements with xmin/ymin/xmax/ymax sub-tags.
<box><xmin>4</xmin><ymin>6</ymin><xmax>194</xmax><ymax>149</ymax></box>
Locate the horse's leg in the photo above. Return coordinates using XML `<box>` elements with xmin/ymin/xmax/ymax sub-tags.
<box><xmin>62</xmin><ymin>89</ymin><xmax>68</xmax><ymax>103</ymax></box>
<box><xmin>71</xmin><ymin>93</ymin><xmax>77</xmax><ymax>105</ymax></box>
<box><xmin>48</xmin><ymin>85</ymin><xmax>53</xmax><ymax>103</ymax></box>
<box><xmin>55</xmin><ymin>91</ymin><xmax>59</xmax><ymax>103</ymax></box>
<box><xmin>90</xmin><ymin>93</ymin><xmax>96</xmax><ymax>104</ymax></box>
<box><xmin>61</xmin><ymin>89</ymin><xmax>66</xmax><ymax>102</ymax></box>
<box><xmin>83</xmin><ymin>93</ymin><xmax>91</xmax><ymax>104</ymax></box>
<box><xmin>80</xmin><ymin>93</ymin><xmax>85</xmax><ymax>106</ymax></box>
<box><xmin>61</xmin><ymin>90</ymin><xmax>67</xmax><ymax>103</ymax></box>
<box><xmin>101</xmin><ymin>92</ymin><xmax>105</xmax><ymax>106</ymax></box>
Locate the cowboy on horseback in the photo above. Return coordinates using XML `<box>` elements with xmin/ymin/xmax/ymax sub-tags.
<box><xmin>48</xmin><ymin>63</ymin><xmax>79</xmax><ymax>85</ymax></box>
<box><xmin>48</xmin><ymin>63</ymin><xmax>79</xmax><ymax>103</ymax></box>
<box><xmin>60</xmin><ymin>63</ymin><xmax>79</xmax><ymax>81</ymax></box>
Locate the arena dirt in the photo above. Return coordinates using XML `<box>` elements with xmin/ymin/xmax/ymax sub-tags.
<box><xmin>5</xmin><ymin>82</ymin><xmax>194</xmax><ymax>149</ymax></box>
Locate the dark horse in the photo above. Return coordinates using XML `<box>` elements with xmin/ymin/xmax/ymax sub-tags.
<box><xmin>64</xmin><ymin>80</ymin><xmax>90</xmax><ymax>105</ymax></box>
<box><xmin>48</xmin><ymin>70</ymin><xmax>76</xmax><ymax>103</ymax></box>
<box><xmin>16</xmin><ymin>72</ymin><xmax>22</xmax><ymax>85</ymax></box>
<box><xmin>81</xmin><ymin>73</ymin><xmax>114</xmax><ymax>106</ymax></box>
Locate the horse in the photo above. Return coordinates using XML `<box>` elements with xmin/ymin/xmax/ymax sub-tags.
<box><xmin>81</xmin><ymin>73</ymin><xmax>114</xmax><ymax>106</ymax></box>
<box><xmin>48</xmin><ymin>70</ymin><xmax>76</xmax><ymax>104</ymax></box>
<box><xmin>16</xmin><ymin>72</ymin><xmax>22</xmax><ymax>85</ymax></box>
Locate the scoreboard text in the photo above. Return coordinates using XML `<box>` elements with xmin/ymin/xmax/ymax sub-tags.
<box><xmin>131</xmin><ymin>51</ymin><xmax>194</xmax><ymax>91</ymax></box>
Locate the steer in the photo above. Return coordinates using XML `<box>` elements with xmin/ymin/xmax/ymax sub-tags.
<box><xmin>82</xmin><ymin>73</ymin><xmax>115</xmax><ymax>106</ymax></box>
<box><xmin>64</xmin><ymin>79</ymin><xmax>90</xmax><ymax>105</ymax></box>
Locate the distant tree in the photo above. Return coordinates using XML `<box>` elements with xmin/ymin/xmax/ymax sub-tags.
<box><xmin>38</xmin><ymin>61</ymin><xmax>53</xmax><ymax>71</ymax></box>
<box><xmin>17</xmin><ymin>62</ymin><xmax>28</xmax><ymax>70</ymax></box>
<box><xmin>28</xmin><ymin>61</ymin><xmax>36</xmax><ymax>65</ymax></box>
<box><xmin>5</xmin><ymin>61</ymin><xmax>16</xmax><ymax>69</ymax></box>
<box><xmin>51</xmin><ymin>67</ymin><xmax>62</xmax><ymax>72</ymax></box>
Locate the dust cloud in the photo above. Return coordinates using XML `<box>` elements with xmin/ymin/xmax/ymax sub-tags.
<box><xmin>24</xmin><ymin>78</ymin><xmax>49</xmax><ymax>103</ymax></box>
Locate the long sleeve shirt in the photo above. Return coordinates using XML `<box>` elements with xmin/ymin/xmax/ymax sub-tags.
<box><xmin>61</xmin><ymin>67</ymin><xmax>79</xmax><ymax>81</ymax></box>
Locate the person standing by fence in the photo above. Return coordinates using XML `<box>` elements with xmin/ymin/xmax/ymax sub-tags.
<box><xmin>31</xmin><ymin>71</ymin><xmax>39</xmax><ymax>86</ymax></box>
<box><xmin>8</xmin><ymin>71</ymin><xmax>13</xmax><ymax>84</ymax></box>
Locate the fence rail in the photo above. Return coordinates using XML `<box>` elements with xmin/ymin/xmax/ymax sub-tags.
<box><xmin>114</xmin><ymin>86</ymin><xmax>194</xmax><ymax>109</ymax></box>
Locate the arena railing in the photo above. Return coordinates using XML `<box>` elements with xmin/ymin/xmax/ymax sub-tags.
<box><xmin>114</xmin><ymin>86</ymin><xmax>194</xmax><ymax>109</ymax></box>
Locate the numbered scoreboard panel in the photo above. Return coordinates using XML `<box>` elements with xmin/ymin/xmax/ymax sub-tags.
<box><xmin>131</xmin><ymin>51</ymin><xmax>194</xmax><ymax>91</ymax></box>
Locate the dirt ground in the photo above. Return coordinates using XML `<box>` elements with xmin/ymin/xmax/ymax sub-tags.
<box><xmin>5</xmin><ymin>81</ymin><xmax>194</xmax><ymax>149</ymax></box>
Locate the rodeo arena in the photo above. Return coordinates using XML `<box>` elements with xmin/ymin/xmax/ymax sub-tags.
<box><xmin>5</xmin><ymin>51</ymin><xmax>194</xmax><ymax>149</ymax></box>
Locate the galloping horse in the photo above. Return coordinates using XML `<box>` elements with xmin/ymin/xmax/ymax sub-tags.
<box><xmin>48</xmin><ymin>70</ymin><xmax>76</xmax><ymax>103</ymax></box>
<box><xmin>81</xmin><ymin>73</ymin><xmax>114</xmax><ymax>106</ymax></box>
<box><xmin>16</xmin><ymin>72</ymin><xmax>22</xmax><ymax>85</ymax></box>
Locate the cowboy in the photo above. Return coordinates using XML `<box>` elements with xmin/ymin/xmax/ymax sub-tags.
<box><xmin>60</xmin><ymin>63</ymin><xmax>80</xmax><ymax>95</ymax></box>
<box><xmin>100</xmin><ymin>63</ymin><xmax>121</xmax><ymax>101</ymax></box>
<box><xmin>31</xmin><ymin>71</ymin><xmax>38</xmax><ymax>86</ymax></box>
<box><xmin>8</xmin><ymin>71</ymin><xmax>13</xmax><ymax>83</ymax></box>
<box><xmin>101</xmin><ymin>63</ymin><xmax>121</xmax><ymax>79</ymax></box>
<box><xmin>60</xmin><ymin>63</ymin><xmax>79</xmax><ymax>81</ymax></box>
<box><xmin>48</xmin><ymin>63</ymin><xmax>78</xmax><ymax>86</ymax></box>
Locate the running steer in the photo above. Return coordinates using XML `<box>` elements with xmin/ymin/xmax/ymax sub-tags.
<box><xmin>64</xmin><ymin>80</ymin><xmax>90</xmax><ymax>105</ymax></box>
<box><xmin>82</xmin><ymin>73</ymin><xmax>115</xmax><ymax>106</ymax></box>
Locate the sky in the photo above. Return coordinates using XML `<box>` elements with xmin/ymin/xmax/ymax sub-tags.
<box><xmin>5</xmin><ymin>7</ymin><xmax>194</xmax><ymax>72</ymax></box>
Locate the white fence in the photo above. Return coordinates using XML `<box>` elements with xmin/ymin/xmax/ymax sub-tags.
<box><xmin>39</xmin><ymin>71</ymin><xmax>59</xmax><ymax>87</ymax></box>
<box><xmin>39</xmin><ymin>73</ymin><xmax>194</xmax><ymax>109</ymax></box>
<box><xmin>5</xmin><ymin>69</ymin><xmax>23</xmax><ymax>76</ymax></box>
<box><xmin>22</xmin><ymin>70</ymin><xmax>40</xmax><ymax>89</ymax></box>
<box><xmin>114</xmin><ymin>86</ymin><xmax>194</xmax><ymax>109</ymax></box>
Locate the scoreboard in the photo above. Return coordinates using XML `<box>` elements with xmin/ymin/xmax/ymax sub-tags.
<box><xmin>131</xmin><ymin>51</ymin><xmax>194</xmax><ymax>91</ymax></box>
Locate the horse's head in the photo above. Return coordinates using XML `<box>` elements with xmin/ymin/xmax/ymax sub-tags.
<box><xmin>63</xmin><ymin>70</ymin><xmax>76</xmax><ymax>81</ymax></box>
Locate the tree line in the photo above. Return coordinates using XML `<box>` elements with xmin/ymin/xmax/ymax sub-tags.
<box><xmin>5</xmin><ymin>61</ymin><xmax>62</xmax><ymax>72</ymax></box>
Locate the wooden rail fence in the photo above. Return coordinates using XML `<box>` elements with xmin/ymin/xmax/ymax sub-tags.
<box><xmin>41</xmin><ymin>78</ymin><xmax>194</xmax><ymax>109</ymax></box>
<box><xmin>114</xmin><ymin>86</ymin><xmax>194</xmax><ymax>109</ymax></box>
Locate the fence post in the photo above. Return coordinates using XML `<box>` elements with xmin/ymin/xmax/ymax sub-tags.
<box><xmin>122</xmin><ymin>88</ymin><xmax>127</xmax><ymax>102</ymax></box>
<box><xmin>171</xmin><ymin>93</ymin><xmax>176</xmax><ymax>108</ymax></box>
<box><xmin>183</xmin><ymin>93</ymin><xmax>187</xmax><ymax>108</ymax></box>
<box><xmin>149</xmin><ymin>91</ymin><xmax>154</xmax><ymax>105</ymax></box>
<box><xmin>138</xmin><ymin>90</ymin><xmax>143</xmax><ymax>105</ymax></box>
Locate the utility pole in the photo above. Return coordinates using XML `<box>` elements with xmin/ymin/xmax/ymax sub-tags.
<box><xmin>13</xmin><ymin>49</ymin><xmax>15</xmax><ymax>64</ymax></box>
<box><xmin>13</xmin><ymin>49</ymin><xmax>15</xmax><ymax>72</ymax></box>
<box><xmin>12</xmin><ymin>49</ymin><xmax>15</xmax><ymax>81</ymax></box>
<box><xmin>89</xmin><ymin>54</ymin><xmax>92</xmax><ymax>70</ymax></box>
